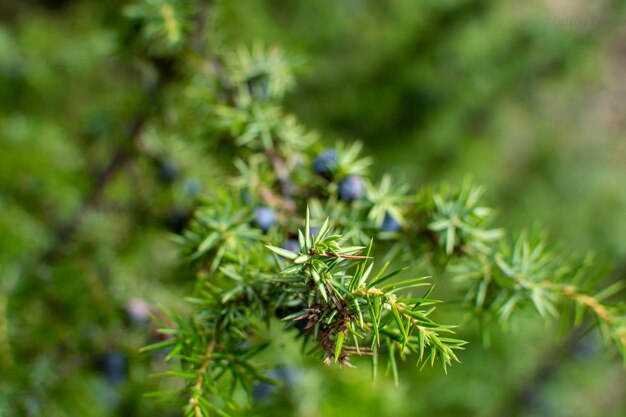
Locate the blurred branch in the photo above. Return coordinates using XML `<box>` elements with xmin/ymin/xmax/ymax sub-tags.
<box><xmin>0</xmin><ymin>294</ymin><xmax>13</xmax><ymax>369</ymax></box>
<box><xmin>40</xmin><ymin>94</ymin><xmax>153</xmax><ymax>265</ymax></box>
<box><xmin>491</xmin><ymin>326</ymin><xmax>591</xmax><ymax>417</ymax></box>
<box><xmin>36</xmin><ymin>1</ymin><xmax>216</xmax><ymax>265</ymax></box>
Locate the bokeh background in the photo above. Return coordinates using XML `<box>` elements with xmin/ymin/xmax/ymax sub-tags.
<box><xmin>2</xmin><ymin>0</ymin><xmax>626</xmax><ymax>416</ymax></box>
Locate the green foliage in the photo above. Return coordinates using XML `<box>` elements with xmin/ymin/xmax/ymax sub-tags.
<box><xmin>266</xmin><ymin>210</ymin><xmax>465</xmax><ymax>371</ymax></box>
<box><xmin>125</xmin><ymin>0</ymin><xmax>196</xmax><ymax>55</ymax></box>
<box><xmin>3</xmin><ymin>1</ymin><xmax>626</xmax><ymax>416</ymax></box>
<box><xmin>428</xmin><ymin>179</ymin><xmax>504</xmax><ymax>255</ymax></box>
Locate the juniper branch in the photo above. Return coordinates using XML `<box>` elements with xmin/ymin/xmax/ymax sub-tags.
<box><xmin>142</xmin><ymin>20</ymin><xmax>626</xmax><ymax>417</ymax></box>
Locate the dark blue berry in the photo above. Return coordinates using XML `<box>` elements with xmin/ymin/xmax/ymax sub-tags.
<box><xmin>313</xmin><ymin>149</ymin><xmax>338</xmax><ymax>180</ymax></box>
<box><xmin>241</xmin><ymin>191</ymin><xmax>252</xmax><ymax>204</ymax></box>
<box><xmin>99</xmin><ymin>350</ymin><xmax>127</xmax><ymax>384</ymax></box>
<box><xmin>381</xmin><ymin>213</ymin><xmax>401</xmax><ymax>232</ymax></box>
<box><xmin>252</xmin><ymin>380</ymin><xmax>276</xmax><ymax>403</ymax></box>
<box><xmin>255</xmin><ymin>207</ymin><xmax>276</xmax><ymax>233</ymax></box>
<box><xmin>158</xmin><ymin>159</ymin><xmax>178</xmax><ymax>184</ymax></box>
<box><xmin>338</xmin><ymin>175</ymin><xmax>364</xmax><ymax>202</ymax></box>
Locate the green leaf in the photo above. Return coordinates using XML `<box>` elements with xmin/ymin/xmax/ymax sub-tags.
<box><xmin>391</xmin><ymin>305</ymin><xmax>407</xmax><ymax>343</ymax></box>
<box><xmin>311</xmin><ymin>269</ymin><xmax>328</xmax><ymax>302</ymax></box>
<box><xmin>305</xmin><ymin>206</ymin><xmax>312</xmax><ymax>249</ymax></box>
<box><xmin>387</xmin><ymin>340</ymin><xmax>399</xmax><ymax>387</ymax></box>
<box><xmin>368</xmin><ymin>267</ymin><xmax>406</xmax><ymax>288</ymax></box>
<box><xmin>191</xmin><ymin>232</ymin><xmax>220</xmax><ymax>260</ymax></box>
<box><xmin>334</xmin><ymin>332</ymin><xmax>345</xmax><ymax>362</ymax></box>
<box><xmin>371</xmin><ymin>343</ymin><xmax>378</xmax><ymax>380</ymax></box>
<box><xmin>446</xmin><ymin>225</ymin><xmax>456</xmax><ymax>254</ymax></box>
<box><xmin>294</xmin><ymin>254</ymin><xmax>310</xmax><ymax>264</ymax></box>
<box><xmin>298</xmin><ymin>229</ymin><xmax>306</xmax><ymax>250</ymax></box>
<box><xmin>140</xmin><ymin>338</ymin><xmax>177</xmax><ymax>353</ymax></box>
<box><xmin>266</xmin><ymin>245</ymin><xmax>299</xmax><ymax>260</ymax></box>
<box><xmin>382</xmin><ymin>276</ymin><xmax>430</xmax><ymax>291</ymax></box>
<box><xmin>316</xmin><ymin>217</ymin><xmax>331</xmax><ymax>242</ymax></box>
<box><xmin>198</xmin><ymin>397</ymin><xmax>232</xmax><ymax>417</ymax></box>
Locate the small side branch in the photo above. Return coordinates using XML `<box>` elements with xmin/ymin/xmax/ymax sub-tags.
<box><xmin>188</xmin><ymin>340</ymin><xmax>216</xmax><ymax>417</ymax></box>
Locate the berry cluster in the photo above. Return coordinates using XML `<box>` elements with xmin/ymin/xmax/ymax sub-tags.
<box><xmin>250</xmin><ymin>148</ymin><xmax>400</xmax><ymax>238</ymax></box>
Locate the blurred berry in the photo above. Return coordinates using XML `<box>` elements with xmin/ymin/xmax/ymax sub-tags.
<box><xmin>98</xmin><ymin>350</ymin><xmax>127</xmax><ymax>385</ymax></box>
<box><xmin>338</xmin><ymin>175</ymin><xmax>364</xmax><ymax>202</ymax></box>
<box><xmin>283</xmin><ymin>239</ymin><xmax>300</xmax><ymax>253</ymax></box>
<box><xmin>158</xmin><ymin>159</ymin><xmax>178</xmax><ymax>184</ymax></box>
<box><xmin>252</xmin><ymin>366</ymin><xmax>298</xmax><ymax>404</ymax></box>
<box><xmin>255</xmin><ymin>207</ymin><xmax>276</xmax><ymax>233</ymax></box>
<box><xmin>252</xmin><ymin>380</ymin><xmax>277</xmax><ymax>404</ymax></box>
<box><xmin>246</xmin><ymin>72</ymin><xmax>270</xmax><ymax>100</ymax></box>
<box><xmin>520</xmin><ymin>388</ymin><xmax>546</xmax><ymax>415</ymax></box>
<box><xmin>313</xmin><ymin>149</ymin><xmax>338</xmax><ymax>180</ymax></box>
<box><xmin>381</xmin><ymin>213</ymin><xmax>401</xmax><ymax>232</ymax></box>
<box><xmin>183</xmin><ymin>177</ymin><xmax>202</xmax><ymax>198</ymax></box>
<box><xmin>572</xmin><ymin>332</ymin><xmax>599</xmax><ymax>361</ymax></box>
<box><xmin>165</xmin><ymin>210</ymin><xmax>192</xmax><ymax>234</ymax></box>
<box><xmin>241</xmin><ymin>190</ymin><xmax>252</xmax><ymax>204</ymax></box>
<box><xmin>125</xmin><ymin>298</ymin><xmax>150</xmax><ymax>325</ymax></box>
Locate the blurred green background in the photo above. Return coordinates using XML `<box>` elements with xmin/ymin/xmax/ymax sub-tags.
<box><xmin>2</xmin><ymin>0</ymin><xmax>626</xmax><ymax>416</ymax></box>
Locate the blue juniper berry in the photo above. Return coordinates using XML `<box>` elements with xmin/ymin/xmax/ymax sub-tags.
<box><xmin>338</xmin><ymin>175</ymin><xmax>364</xmax><ymax>202</ymax></box>
<box><xmin>313</xmin><ymin>149</ymin><xmax>338</xmax><ymax>180</ymax></box>
<box><xmin>381</xmin><ymin>212</ymin><xmax>401</xmax><ymax>232</ymax></box>
<box><xmin>158</xmin><ymin>159</ymin><xmax>178</xmax><ymax>184</ymax></box>
<box><xmin>255</xmin><ymin>206</ymin><xmax>276</xmax><ymax>233</ymax></box>
<box><xmin>283</xmin><ymin>239</ymin><xmax>300</xmax><ymax>253</ymax></box>
<box><xmin>183</xmin><ymin>177</ymin><xmax>202</xmax><ymax>198</ymax></box>
<box><xmin>99</xmin><ymin>349</ymin><xmax>127</xmax><ymax>385</ymax></box>
<box><xmin>246</xmin><ymin>72</ymin><xmax>270</xmax><ymax>100</ymax></box>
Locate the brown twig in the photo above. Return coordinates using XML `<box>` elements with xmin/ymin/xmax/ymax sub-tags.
<box><xmin>41</xmin><ymin>148</ymin><xmax>135</xmax><ymax>264</ymax></box>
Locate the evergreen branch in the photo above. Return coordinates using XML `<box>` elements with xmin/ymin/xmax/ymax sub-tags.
<box><xmin>551</xmin><ymin>284</ymin><xmax>626</xmax><ymax>355</ymax></box>
<box><xmin>453</xmin><ymin>233</ymin><xmax>626</xmax><ymax>356</ymax></box>
<box><xmin>40</xmin><ymin>118</ymin><xmax>143</xmax><ymax>263</ymax></box>
<box><xmin>558</xmin><ymin>285</ymin><xmax>612</xmax><ymax>321</ymax></box>
<box><xmin>140</xmin><ymin>23</ymin><xmax>626</xmax><ymax>415</ymax></box>
<box><xmin>268</xmin><ymin>211</ymin><xmax>465</xmax><ymax>371</ymax></box>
